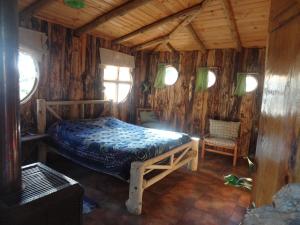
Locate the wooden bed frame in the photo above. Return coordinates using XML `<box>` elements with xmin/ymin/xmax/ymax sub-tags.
<box><xmin>36</xmin><ymin>99</ymin><xmax>199</xmax><ymax>215</ymax></box>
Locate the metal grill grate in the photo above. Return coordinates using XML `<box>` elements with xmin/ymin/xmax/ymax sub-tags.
<box><xmin>2</xmin><ymin>164</ymin><xmax>70</xmax><ymax>207</ymax></box>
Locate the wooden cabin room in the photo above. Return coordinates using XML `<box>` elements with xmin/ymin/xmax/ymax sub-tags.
<box><xmin>0</xmin><ymin>0</ymin><xmax>299</xmax><ymax>224</ymax></box>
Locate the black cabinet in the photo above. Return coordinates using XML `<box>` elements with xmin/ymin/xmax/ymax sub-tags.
<box><xmin>0</xmin><ymin>163</ymin><xmax>84</xmax><ymax>225</ymax></box>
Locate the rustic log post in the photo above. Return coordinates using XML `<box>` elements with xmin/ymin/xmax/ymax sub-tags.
<box><xmin>188</xmin><ymin>137</ymin><xmax>199</xmax><ymax>171</ymax></box>
<box><xmin>80</xmin><ymin>104</ymin><xmax>85</xmax><ymax>119</ymax></box>
<box><xmin>0</xmin><ymin>0</ymin><xmax>21</xmax><ymax>195</ymax></box>
<box><xmin>37</xmin><ymin>99</ymin><xmax>47</xmax><ymax>134</ymax></box>
<box><xmin>126</xmin><ymin>162</ymin><xmax>145</xmax><ymax>215</ymax></box>
<box><xmin>36</xmin><ymin>99</ymin><xmax>48</xmax><ymax>163</ymax></box>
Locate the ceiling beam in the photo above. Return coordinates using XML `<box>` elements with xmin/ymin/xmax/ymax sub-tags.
<box><xmin>168</xmin><ymin>15</ymin><xmax>198</xmax><ymax>38</ymax></box>
<box><xmin>186</xmin><ymin>24</ymin><xmax>206</xmax><ymax>54</ymax></box>
<box><xmin>113</xmin><ymin>0</ymin><xmax>207</xmax><ymax>44</ymax></box>
<box><xmin>134</xmin><ymin>35</ymin><xmax>169</xmax><ymax>51</ymax></box>
<box><xmin>133</xmin><ymin>0</ymin><xmax>211</xmax><ymax>52</ymax></box>
<box><xmin>75</xmin><ymin>0</ymin><xmax>152</xmax><ymax>36</ymax></box>
<box><xmin>133</xmin><ymin>16</ymin><xmax>192</xmax><ymax>51</ymax></box>
<box><xmin>151</xmin><ymin>43</ymin><xmax>162</xmax><ymax>53</ymax></box>
<box><xmin>165</xmin><ymin>42</ymin><xmax>177</xmax><ymax>53</ymax></box>
<box><xmin>221</xmin><ymin>0</ymin><xmax>242</xmax><ymax>51</ymax></box>
<box><xmin>19</xmin><ymin>0</ymin><xmax>55</xmax><ymax>19</ymax></box>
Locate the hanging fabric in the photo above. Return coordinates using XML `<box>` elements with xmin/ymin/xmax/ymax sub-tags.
<box><xmin>195</xmin><ymin>67</ymin><xmax>209</xmax><ymax>92</ymax></box>
<box><xmin>99</xmin><ymin>48</ymin><xmax>135</xmax><ymax>68</ymax></box>
<box><xmin>234</xmin><ymin>73</ymin><xmax>247</xmax><ymax>96</ymax></box>
<box><xmin>19</xmin><ymin>27</ymin><xmax>48</xmax><ymax>62</ymax></box>
<box><xmin>154</xmin><ymin>64</ymin><xmax>166</xmax><ymax>89</ymax></box>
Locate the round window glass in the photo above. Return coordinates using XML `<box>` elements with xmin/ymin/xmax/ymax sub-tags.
<box><xmin>208</xmin><ymin>70</ymin><xmax>217</xmax><ymax>88</ymax></box>
<box><xmin>246</xmin><ymin>75</ymin><xmax>258</xmax><ymax>92</ymax></box>
<box><xmin>164</xmin><ymin>66</ymin><xmax>178</xmax><ymax>86</ymax></box>
<box><xmin>18</xmin><ymin>51</ymin><xmax>39</xmax><ymax>103</ymax></box>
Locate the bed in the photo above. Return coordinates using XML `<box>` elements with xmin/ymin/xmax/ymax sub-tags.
<box><xmin>36</xmin><ymin>99</ymin><xmax>199</xmax><ymax>215</ymax></box>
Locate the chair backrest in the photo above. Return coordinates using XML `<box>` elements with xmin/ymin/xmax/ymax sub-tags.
<box><xmin>209</xmin><ymin>119</ymin><xmax>240</xmax><ymax>139</ymax></box>
<box><xmin>136</xmin><ymin>108</ymin><xmax>161</xmax><ymax>124</ymax></box>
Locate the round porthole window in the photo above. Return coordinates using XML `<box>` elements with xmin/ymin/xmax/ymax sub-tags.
<box><xmin>18</xmin><ymin>51</ymin><xmax>39</xmax><ymax>104</ymax></box>
<box><xmin>164</xmin><ymin>66</ymin><xmax>178</xmax><ymax>86</ymax></box>
<box><xmin>246</xmin><ymin>75</ymin><xmax>258</xmax><ymax>92</ymax></box>
<box><xmin>103</xmin><ymin>66</ymin><xmax>133</xmax><ymax>103</ymax></box>
<box><xmin>208</xmin><ymin>70</ymin><xmax>216</xmax><ymax>88</ymax></box>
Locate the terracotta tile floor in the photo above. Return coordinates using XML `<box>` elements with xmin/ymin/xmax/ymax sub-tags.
<box><xmin>46</xmin><ymin>152</ymin><xmax>251</xmax><ymax>225</ymax></box>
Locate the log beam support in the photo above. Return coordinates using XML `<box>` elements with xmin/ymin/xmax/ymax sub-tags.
<box><xmin>165</xmin><ymin>42</ymin><xmax>177</xmax><ymax>53</ymax></box>
<box><xmin>19</xmin><ymin>0</ymin><xmax>55</xmax><ymax>19</ymax></box>
<box><xmin>113</xmin><ymin>0</ymin><xmax>208</xmax><ymax>44</ymax></box>
<box><xmin>75</xmin><ymin>0</ymin><xmax>152</xmax><ymax>36</ymax></box>
<box><xmin>134</xmin><ymin>35</ymin><xmax>170</xmax><ymax>51</ymax></box>
<box><xmin>132</xmin><ymin>0</ymin><xmax>211</xmax><ymax>52</ymax></box>
<box><xmin>186</xmin><ymin>24</ymin><xmax>207</xmax><ymax>54</ymax></box>
<box><xmin>221</xmin><ymin>0</ymin><xmax>242</xmax><ymax>51</ymax></box>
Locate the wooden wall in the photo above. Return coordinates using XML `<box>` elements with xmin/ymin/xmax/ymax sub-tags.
<box><xmin>135</xmin><ymin>49</ymin><xmax>265</xmax><ymax>156</ymax></box>
<box><xmin>19</xmin><ymin>17</ymin><xmax>134</xmax><ymax>130</ymax></box>
<box><xmin>20</xmin><ymin>17</ymin><xmax>265</xmax><ymax>157</ymax></box>
<box><xmin>253</xmin><ymin>0</ymin><xmax>300</xmax><ymax>206</ymax></box>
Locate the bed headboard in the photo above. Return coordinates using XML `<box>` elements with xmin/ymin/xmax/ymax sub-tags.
<box><xmin>36</xmin><ymin>99</ymin><xmax>113</xmax><ymax>134</ymax></box>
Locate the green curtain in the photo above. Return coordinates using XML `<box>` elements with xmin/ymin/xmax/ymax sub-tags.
<box><xmin>154</xmin><ymin>64</ymin><xmax>166</xmax><ymax>89</ymax></box>
<box><xmin>195</xmin><ymin>67</ymin><xmax>209</xmax><ymax>92</ymax></box>
<box><xmin>234</xmin><ymin>73</ymin><xmax>247</xmax><ymax>96</ymax></box>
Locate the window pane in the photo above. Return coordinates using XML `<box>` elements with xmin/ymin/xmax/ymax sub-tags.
<box><xmin>119</xmin><ymin>67</ymin><xmax>131</xmax><ymax>81</ymax></box>
<box><xmin>117</xmin><ymin>83</ymin><xmax>131</xmax><ymax>103</ymax></box>
<box><xmin>104</xmin><ymin>65</ymin><xmax>118</xmax><ymax>81</ymax></box>
<box><xmin>104</xmin><ymin>82</ymin><xmax>117</xmax><ymax>102</ymax></box>
<box><xmin>164</xmin><ymin>66</ymin><xmax>178</xmax><ymax>86</ymax></box>
<box><xmin>208</xmin><ymin>70</ymin><xmax>216</xmax><ymax>88</ymax></box>
<box><xmin>246</xmin><ymin>75</ymin><xmax>258</xmax><ymax>92</ymax></box>
<box><xmin>18</xmin><ymin>51</ymin><xmax>38</xmax><ymax>102</ymax></box>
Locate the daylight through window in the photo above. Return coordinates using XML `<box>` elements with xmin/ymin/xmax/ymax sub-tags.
<box><xmin>164</xmin><ymin>66</ymin><xmax>179</xmax><ymax>86</ymax></box>
<box><xmin>208</xmin><ymin>70</ymin><xmax>216</xmax><ymax>88</ymax></box>
<box><xmin>246</xmin><ymin>75</ymin><xmax>258</xmax><ymax>92</ymax></box>
<box><xmin>18</xmin><ymin>51</ymin><xmax>39</xmax><ymax>103</ymax></box>
<box><xmin>103</xmin><ymin>65</ymin><xmax>133</xmax><ymax>103</ymax></box>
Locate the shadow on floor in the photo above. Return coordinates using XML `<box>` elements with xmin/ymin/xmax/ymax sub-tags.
<box><xmin>198</xmin><ymin>152</ymin><xmax>252</xmax><ymax>181</ymax></box>
<box><xmin>46</xmin><ymin>153</ymin><xmax>251</xmax><ymax>225</ymax></box>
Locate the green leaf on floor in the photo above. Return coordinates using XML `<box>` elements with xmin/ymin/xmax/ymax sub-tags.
<box><xmin>224</xmin><ymin>174</ymin><xmax>253</xmax><ymax>191</ymax></box>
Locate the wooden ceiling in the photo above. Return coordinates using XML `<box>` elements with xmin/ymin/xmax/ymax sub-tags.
<box><xmin>18</xmin><ymin>0</ymin><xmax>270</xmax><ymax>52</ymax></box>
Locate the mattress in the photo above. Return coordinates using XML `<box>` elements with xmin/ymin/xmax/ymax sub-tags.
<box><xmin>47</xmin><ymin>117</ymin><xmax>191</xmax><ymax>180</ymax></box>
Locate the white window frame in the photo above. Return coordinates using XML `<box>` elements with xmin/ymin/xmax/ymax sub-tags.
<box><xmin>103</xmin><ymin>66</ymin><xmax>133</xmax><ymax>103</ymax></box>
<box><xmin>19</xmin><ymin>50</ymin><xmax>40</xmax><ymax>104</ymax></box>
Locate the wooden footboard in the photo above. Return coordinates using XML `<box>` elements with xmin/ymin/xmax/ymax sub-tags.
<box><xmin>126</xmin><ymin>138</ymin><xmax>199</xmax><ymax>215</ymax></box>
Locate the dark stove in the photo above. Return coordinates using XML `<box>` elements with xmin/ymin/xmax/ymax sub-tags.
<box><xmin>0</xmin><ymin>163</ymin><xmax>84</xmax><ymax>225</ymax></box>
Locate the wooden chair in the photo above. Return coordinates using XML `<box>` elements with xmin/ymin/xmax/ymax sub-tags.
<box><xmin>201</xmin><ymin>119</ymin><xmax>240</xmax><ymax>166</ymax></box>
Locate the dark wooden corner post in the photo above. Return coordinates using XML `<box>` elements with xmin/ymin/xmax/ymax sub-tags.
<box><xmin>0</xmin><ymin>0</ymin><xmax>21</xmax><ymax>195</ymax></box>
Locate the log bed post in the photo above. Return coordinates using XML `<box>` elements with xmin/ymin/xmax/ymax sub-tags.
<box><xmin>126</xmin><ymin>138</ymin><xmax>199</xmax><ymax>215</ymax></box>
<box><xmin>188</xmin><ymin>137</ymin><xmax>199</xmax><ymax>171</ymax></box>
<box><xmin>126</xmin><ymin>162</ymin><xmax>145</xmax><ymax>215</ymax></box>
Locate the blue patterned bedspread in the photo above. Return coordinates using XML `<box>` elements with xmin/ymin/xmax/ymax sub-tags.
<box><xmin>48</xmin><ymin>117</ymin><xmax>191</xmax><ymax>180</ymax></box>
